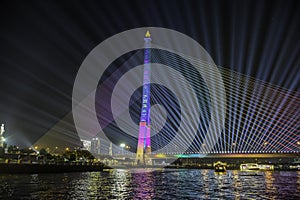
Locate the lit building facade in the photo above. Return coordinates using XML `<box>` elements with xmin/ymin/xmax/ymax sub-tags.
<box><xmin>81</xmin><ymin>139</ymin><xmax>91</xmax><ymax>151</ymax></box>
<box><xmin>91</xmin><ymin>137</ymin><xmax>100</xmax><ymax>155</ymax></box>
<box><xmin>0</xmin><ymin>124</ymin><xmax>5</xmax><ymax>148</ymax></box>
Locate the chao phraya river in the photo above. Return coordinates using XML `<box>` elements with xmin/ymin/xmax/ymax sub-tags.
<box><xmin>1</xmin><ymin>169</ymin><xmax>300</xmax><ymax>199</ymax></box>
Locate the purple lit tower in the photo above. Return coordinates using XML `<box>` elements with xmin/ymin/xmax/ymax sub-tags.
<box><xmin>136</xmin><ymin>31</ymin><xmax>152</xmax><ymax>165</ymax></box>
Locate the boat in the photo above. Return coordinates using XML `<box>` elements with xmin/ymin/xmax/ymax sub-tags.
<box><xmin>240</xmin><ymin>163</ymin><xmax>274</xmax><ymax>171</ymax></box>
<box><xmin>213</xmin><ymin>161</ymin><xmax>227</xmax><ymax>173</ymax></box>
<box><xmin>240</xmin><ymin>163</ymin><xmax>260</xmax><ymax>171</ymax></box>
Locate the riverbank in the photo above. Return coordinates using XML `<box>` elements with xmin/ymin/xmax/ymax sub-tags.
<box><xmin>1</xmin><ymin>162</ymin><xmax>299</xmax><ymax>174</ymax></box>
<box><xmin>0</xmin><ymin>163</ymin><xmax>110</xmax><ymax>174</ymax></box>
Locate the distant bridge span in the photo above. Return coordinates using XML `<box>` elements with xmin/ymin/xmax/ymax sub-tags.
<box><xmin>110</xmin><ymin>153</ymin><xmax>299</xmax><ymax>160</ymax></box>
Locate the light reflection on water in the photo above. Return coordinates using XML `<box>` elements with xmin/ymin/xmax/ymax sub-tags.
<box><xmin>0</xmin><ymin>169</ymin><xmax>299</xmax><ymax>199</ymax></box>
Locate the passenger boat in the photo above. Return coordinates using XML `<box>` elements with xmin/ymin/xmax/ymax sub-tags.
<box><xmin>240</xmin><ymin>163</ymin><xmax>274</xmax><ymax>171</ymax></box>
<box><xmin>213</xmin><ymin>161</ymin><xmax>227</xmax><ymax>172</ymax></box>
<box><xmin>240</xmin><ymin>163</ymin><xmax>260</xmax><ymax>171</ymax></box>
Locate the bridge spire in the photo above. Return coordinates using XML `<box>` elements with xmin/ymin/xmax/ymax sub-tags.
<box><xmin>135</xmin><ymin>31</ymin><xmax>152</xmax><ymax>166</ymax></box>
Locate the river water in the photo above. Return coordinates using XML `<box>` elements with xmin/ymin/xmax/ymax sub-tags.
<box><xmin>0</xmin><ymin>169</ymin><xmax>299</xmax><ymax>199</ymax></box>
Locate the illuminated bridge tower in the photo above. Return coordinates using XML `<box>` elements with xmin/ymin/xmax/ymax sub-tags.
<box><xmin>136</xmin><ymin>31</ymin><xmax>152</xmax><ymax>166</ymax></box>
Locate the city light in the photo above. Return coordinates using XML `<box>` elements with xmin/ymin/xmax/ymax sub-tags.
<box><xmin>120</xmin><ymin>143</ymin><xmax>126</xmax><ymax>148</ymax></box>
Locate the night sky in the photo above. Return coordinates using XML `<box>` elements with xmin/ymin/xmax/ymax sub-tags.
<box><xmin>0</xmin><ymin>0</ymin><xmax>299</xmax><ymax>148</ymax></box>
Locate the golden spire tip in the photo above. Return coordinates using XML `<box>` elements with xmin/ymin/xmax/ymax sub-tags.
<box><xmin>145</xmin><ymin>30</ymin><xmax>151</xmax><ymax>38</ymax></box>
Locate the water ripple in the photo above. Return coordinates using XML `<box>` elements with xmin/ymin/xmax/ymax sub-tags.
<box><xmin>0</xmin><ymin>169</ymin><xmax>299</xmax><ymax>199</ymax></box>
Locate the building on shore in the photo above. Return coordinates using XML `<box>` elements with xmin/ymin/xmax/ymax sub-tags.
<box><xmin>0</xmin><ymin>124</ymin><xmax>6</xmax><ymax>148</ymax></box>
<box><xmin>81</xmin><ymin>139</ymin><xmax>91</xmax><ymax>152</ymax></box>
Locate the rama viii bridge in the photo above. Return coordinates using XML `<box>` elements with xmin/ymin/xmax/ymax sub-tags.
<box><xmin>34</xmin><ymin>29</ymin><xmax>299</xmax><ymax>165</ymax></box>
<box><xmin>86</xmin><ymin>30</ymin><xmax>299</xmax><ymax>165</ymax></box>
